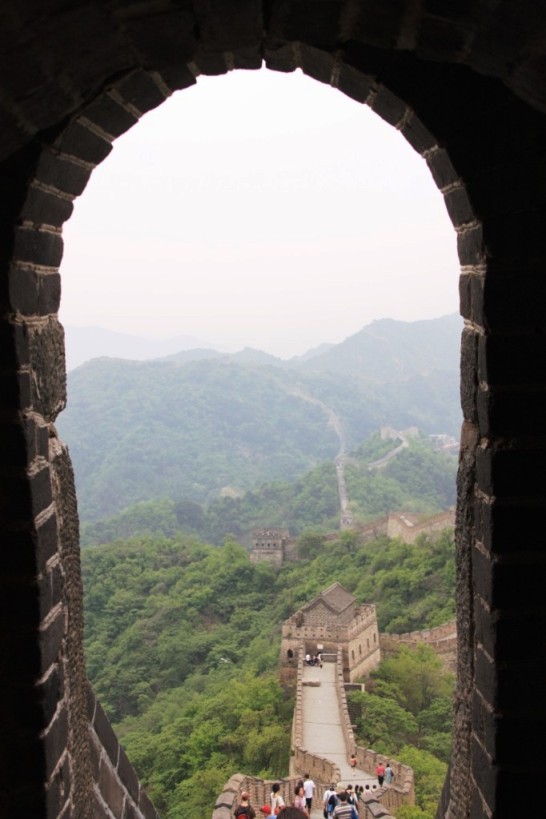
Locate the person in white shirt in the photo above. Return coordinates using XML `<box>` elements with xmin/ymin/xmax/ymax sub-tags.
<box><xmin>323</xmin><ymin>784</ymin><xmax>337</xmax><ymax>816</ymax></box>
<box><xmin>303</xmin><ymin>774</ymin><xmax>316</xmax><ymax>811</ymax></box>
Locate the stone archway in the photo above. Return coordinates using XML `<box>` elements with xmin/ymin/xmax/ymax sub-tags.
<box><xmin>1</xmin><ymin>4</ymin><xmax>546</xmax><ymax>817</ymax></box>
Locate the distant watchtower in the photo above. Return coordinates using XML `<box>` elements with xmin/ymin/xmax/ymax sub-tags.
<box><xmin>250</xmin><ymin>528</ymin><xmax>290</xmax><ymax>568</ymax></box>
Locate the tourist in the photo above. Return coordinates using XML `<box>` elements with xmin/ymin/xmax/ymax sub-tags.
<box><xmin>345</xmin><ymin>785</ymin><xmax>356</xmax><ymax>805</ymax></box>
<box><xmin>235</xmin><ymin>790</ymin><xmax>256</xmax><ymax>818</ymax></box>
<box><xmin>323</xmin><ymin>784</ymin><xmax>337</xmax><ymax>816</ymax></box>
<box><xmin>277</xmin><ymin>809</ymin><xmax>308</xmax><ymax>819</ymax></box>
<box><xmin>303</xmin><ymin>773</ymin><xmax>316</xmax><ymax>811</ymax></box>
<box><xmin>292</xmin><ymin>782</ymin><xmax>308</xmax><ymax>815</ymax></box>
<box><xmin>271</xmin><ymin>783</ymin><xmax>286</xmax><ymax>814</ymax></box>
<box><xmin>385</xmin><ymin>763</ymin><xmax>394</xmax><ymax>785</ymax></box>
<box><xmin>349</xmin><ymin>753</ymin><xmax>357</xmax><ymax>768</ymax></box>
<box><xmin>332</xmin><ymin>790</ymin><xmax>357</xmax><ymax>819</ymax></box>
<box><xmin>376</xmin><ymin>761</ymin><xmax>385</xmax><ymax>786</ymax></box>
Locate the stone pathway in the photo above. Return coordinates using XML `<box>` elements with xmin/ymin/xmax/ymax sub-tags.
<box><xmin>301</xmin><ymin>662</ymin><xmax>376</xmax><ymax>816</ymax></box>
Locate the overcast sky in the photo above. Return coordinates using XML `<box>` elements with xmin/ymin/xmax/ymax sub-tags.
<box><xmin>59</xmin><ymin>68</ymin><xmax>458</xmax><ymax>359</ymax></box>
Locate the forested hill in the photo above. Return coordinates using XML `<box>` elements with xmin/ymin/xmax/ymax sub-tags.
<box><xmin>80</xmin><ymin>434</ymin><xmax>457</xmax><ymax>547</ymax></box>
<box><xmin>83</xmin><ymin>528</ymin><xmax>456</xmax><ymax>817</ymax></box>
<box><xmin>58</xmin><ymin>314</ymin><xmax>462</xmax><ymax>522</ymax></box>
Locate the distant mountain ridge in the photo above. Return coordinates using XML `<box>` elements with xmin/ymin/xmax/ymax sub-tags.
<box><xmin>66</xmin><ymin>314</ymin><xmax>461</xmax><ymax>377</ymax></box>
<box><xmin>58</xmin><ymin>314</ymin><xmax>462</xmax><ymax>522</ymax></box>
<box><xmin>295</xmin><ymin>314</ymin><xmax>461</xmax><ymax>381</ymax></box>
<box><xmin>63</xmin><ymin>325</ymin><xmax>217</xmax><ymax>370</ymax></box>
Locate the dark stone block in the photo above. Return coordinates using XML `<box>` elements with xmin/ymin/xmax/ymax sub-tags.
<box><xmin>54</xmin><ymin>121</ymin><xmax>113</xmax><ymax>165</ymax></box>
<box><xmin>46</xmin><ymin>756</ymin><xmax>70</xmax><ymax>819</ymax></box>
<box><xmin>86</xmin><ymin>683</ymin><xmax>97</xmax><ymax>723</ymax></box>
<box><xmin>114</xmin><ymin>71</ymin><xmax>167</xmax><ymax>115</ymax></box>
<box><xmin>117</xmin><ymin>746</ymin><xmax>140</xmax><ymax>804</ymax></box>
<box><xmin>12</xmin><ymin>226</ymin><xmax>64</xmax><ymax>268</ymax></box>
<box><xmin>28</xmin><ymin>318</ymin><xmax>67</xmax><ymax>421</ymax></box>
<box><xmin>401</xmin><ymin>113</ymin><xmax>437</xmax><ymax>154</ymax></box>
<box><xmin>123</xmin><ymin>7</ymin><xmax>198</xmax><ymax>69</ymax></box>
<box><xmin>470</xmin><ymin>734</ymin><xmax>495</xmax><ymax>811</ymax></box>
<box><xmin>83</xmin><ymin>94</ymin><xmax>139</xmax><ymax>139</ymax></box>
<box><xmin>484</xmin><ymin>500</ymin><xmax>546</xmax><ymax>555</ymax></box>
<box><xmin>193</xmin><ymin>50</ymin><xmax>230</xmax><ymax>76</ymax></box>
<box><xmin>37</xmin><ymin>513</ymin><xmax>60</xmax><ymax>573</ymax></box>
<box><xmin>342</xmin><ymin>0</ymin><xmax>406</xmax><ymax>49</ymax></box>
<box><xmin>157</xmin><ymin>63</ymin><xmax>197</xmax><ymax>93</ymax></box>
<box><xmin>478</xmin><ymin>334</ymin><xmax>546</xmax><ymax>387</ymax></box>
<box><xmin>459</xmin><ymin>327</ymin><xmax>478</xmax><ymax>424</ymax></box>
<box><xmin>231</xmin><ymin>45</ymin><xmax>262</xmax><ymax>71</ymax></box>
<box><xmin>336</xmin><ymin>62</ymin><xmax>372</xmax><ymax>103</ymax></box>
<box><xmin>477</xmin><ymin>447</ymin><xmax>546</xmax><ymax>500</ymax></box>
<box><xmin>123</xmin><ymin>800</ymin><xmax>140</xmax><ymax>819</ymax></box>
<box><xmin>139</xmin><ymin>789</ymin><xmax>159</xmax><ymax>819</ymax></box>
<box><xmin>0</xmin><ymin>577</ymin><xmax>40</xmax><ymax>628</ymax></box>
<box><xmin>426</xmin><ymin>147</ymin><xmax>460</xmax><ymax>190</ymax></box>
<box><xmin>39</xmin><ymin>561</ymin><xmax>64</xmax><ymax>621</ymax></box>
<box><xmin>443</xmin><ymin>186</ymin><xmax>475</xmax><ymax>228</ymax></box>
<box><xmin>264</xmin><ymin>43</ymin><xmax>298</xmax><ymax>73</ymax></box>
<box><xmin>38</xmin><ymin>663</ymin><xmax>65</xmax><ymax>729</ymax></box>
<box><xmin>21</xmin><ymin>186</ymin><xmax>74</xmax><ymax>228</ymax></box>
<box><xmin>97</xmin><ymin>759</ymin><xmax>125</xmax><ymax>819</ymax></box>
<box><xmin>9</xmin><ymin>267</ymin><xmax>61</xmax><ymax>316</ymax></box>
<box><xmin>482</xmin><ymin>268</ymin><xmax>546</xmax><ymax>331</ymax></box>
<box><xmin>457</xmin><ymin>223</ymin><xmax>485</xmax><ymax>266</ymax></box>
<box><xmin>371</xmin><ymin>85</ymin><xmax>407</xmax><ymax>126</ymax></box>
<box><xmin>478</xmin><ymin>386</ymin><xmax>546</xmax><ymax>437</ymax></box>
<box><xmin>35</xmin><ymin>150</ymin><xmax>93</xmax><ymax>198</ymax></box>
<box><xmin>0</xmin><ymin>417</ymin><xmax>35</xmax><ymax>469</ymax></box>
<box><xmin>483</xmin><ymin>208</ymin><xmax>546</xmax><ymax>262</ymax></box>
<box><xmin>0</xmin><ymin>319</ymin><xmax>30</xmax><ymax>370</ymax></box>
<box><xmin>0</xmin><ymin>473</ymin><xmax>34</xmax><ymax>522</ymax></box>
<box><xmin>300</xmin><ymin>44</ymin><xmax>335</xmax><ymax>84</ymax></box>
<box><xmin>39</xmin><ymin>608</ymin><xmax>65</xmax><ymax>673</ymax></box>
<box><xmin>43</xmin><ymin>705</ymin><xmax>68</xmax><ymax>780</ymax></box>
<box><xmin>89</xmin><ymin>734</ymin><xmax>101</xmax><ymax>780</ymax></box>
<box><xmin>273</xmin><ymin>0</ymin><xmax>342</xmax><ymax>50</ymax></box>
<box><xmin>93</xmin><ymin>700</ymin><xmax>119</xmax><ymax>767</ymax></box>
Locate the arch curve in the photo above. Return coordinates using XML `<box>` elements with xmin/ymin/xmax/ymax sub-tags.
<box><xmin>1</xmin><ymin>5</ymin><xmax>546</xmax><ymax>819</ymax></box>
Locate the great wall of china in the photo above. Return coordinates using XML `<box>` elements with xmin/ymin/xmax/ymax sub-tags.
<box><xmin>213</xmin><ymin>581</ymin><xmax>457</xmax><ymax>818</ymax></box>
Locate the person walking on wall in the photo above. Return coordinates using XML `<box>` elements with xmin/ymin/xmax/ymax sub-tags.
<box><xmin>271</xmin><ymin>783</ymin><xmax>285</xmax><ymax>815</ymax></box>
<box><xmin>332</xmin><ymin>791</ymin><xmax>357</xmax><ymax>819</ymax></box>
<box><xmin>235</xmin><ymin>791</ymin><xmax>256</xmax><ymax>818</ymax></box>
<box><xmin>385</xmin><ymin>763</ymin><xmax>394</xmax><ymax>785</ymax></box>
<box><xmin>292</xmin><ymin>782</ymin><xmax>308</xmax><ymax>816</ymax></box>
<box><xmin>376</xmin><ymin>761</ymin><xmax>385</xmax><ymax>786</ymax></box>
<box><xmin>303</xmin><ymin>774</ymin><xmax>316</xmax><ymax>812</ymax></box>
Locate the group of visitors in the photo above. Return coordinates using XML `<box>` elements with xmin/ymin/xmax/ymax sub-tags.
<box><xmin>235</xmin><ymin>775</ymin><xmax>316</xmax><ymax>818</ymax></box>
<box><xmin>323</xmin><ymin>784</ymin><xmax>362</xmax><ymax>818</ymax></box>
<box><xmin>304</xmin><ymin>652</ymin><xmax>322</xmax><ymax>667</ymax></box>
<box><xmin>235</xmin><ymin>763</ymin><xmax>395</xmax><ymax>819</ymax></box>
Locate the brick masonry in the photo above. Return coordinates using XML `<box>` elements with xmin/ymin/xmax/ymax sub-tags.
<box><xmin>1</xmin><ymin>3</ymin><xmax>546</xmax><ymax>818</ymax></box>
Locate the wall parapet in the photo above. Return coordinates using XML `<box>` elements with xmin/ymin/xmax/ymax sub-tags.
<box><xmin>334</xmin><ymin>648</ymin><xmax>414</xmax><ymax>815</ymax></box>
<box><xmin>87</xmin><ymin>684</ymin><xmax>159</xmax><ymax>819</ymax></box>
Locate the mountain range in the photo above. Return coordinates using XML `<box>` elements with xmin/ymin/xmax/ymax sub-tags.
<box><xmin>58</xmin><ymin>314</ymin><xmax>462</xmax><ymax>522</ymax></box>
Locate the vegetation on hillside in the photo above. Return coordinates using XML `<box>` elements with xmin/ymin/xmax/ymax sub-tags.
<box><xmin>82</xmin><ymin>528</ymin><xmax>455</xmax><ymax>816</ymax></box>
<box><xmin>59</xmin><ymin>315</ymin><xmax>461</xmax><ymax>522</ymax></box>
<box><xmin>348</xmin><ymin>644</ymin><xmax>453</xmax><ymax>818</ymax></box>
<box><xmin>81</xmin><ymin>434</ymin><xmax>457</xmax><ymax>547</ymax></box>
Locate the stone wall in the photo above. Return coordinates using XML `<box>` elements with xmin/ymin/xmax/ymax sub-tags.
<box><xmin>380</xmin><ymin>620</ymin><xmax>458</xmax><ymax>673</ymax></box>
<box><xmin>87</xmin><ymin>687</ymin><xmax>158</xmax><ymax>818</ymax></box>
<box><xmin>386</xmin><ymin>510</ymin><xmax>456</xmax><ymax>543</ymax></box>
<box><xmin>347</xmin><ymin>606</ymin><xmax>381</xmax><ymax>681</ymax></box>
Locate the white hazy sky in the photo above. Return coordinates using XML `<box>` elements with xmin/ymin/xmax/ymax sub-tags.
<box><xmin>59</xmin><ymin>68</ymin><xmax>458</xmax><ymax>359</ymax></box>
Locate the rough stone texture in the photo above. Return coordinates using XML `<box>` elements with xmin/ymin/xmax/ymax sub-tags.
<box><xmin>0</xmin><ymin>2</ymin><xmax>545</xmax><ymax>817</ymax></box>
